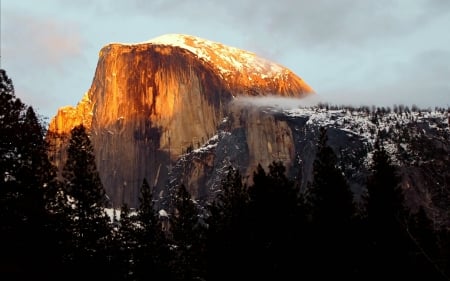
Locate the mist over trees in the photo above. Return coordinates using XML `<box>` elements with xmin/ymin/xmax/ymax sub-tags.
<box><xmin>1</xmin><ymin>69</ymin><xmax>449</xmax><ymax>280</ymax></box>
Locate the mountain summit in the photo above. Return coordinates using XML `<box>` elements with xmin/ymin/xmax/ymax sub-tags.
<box><xmin>121</xmin><ymin>33</ymin><xmax>314</xmax><ymax>97</ymax></box>
<box><xmin>145</xmin><ymin>34</ymin><xmax>313</xmax><ymax>92</ymax></box>
<box><xmin>47</xmin><ymin>34</ymin><xmax>315</xmax><ymax>207</ymax></box>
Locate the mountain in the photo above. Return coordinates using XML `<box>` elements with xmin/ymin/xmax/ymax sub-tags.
<box><xmin>47</xmin><ymin>34</ymin><xmax>449</xmax><ymax>228</ymax></box>
<box><xmin>47</xmin><ymin>34</ymin><xmax>315</xmax><ymax>207</ymax></box>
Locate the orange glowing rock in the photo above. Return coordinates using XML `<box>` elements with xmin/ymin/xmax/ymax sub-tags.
<box><xmin>47</xmin><ymin>34</ymin><xmax>315</xmax><ymax>207</ymax></box>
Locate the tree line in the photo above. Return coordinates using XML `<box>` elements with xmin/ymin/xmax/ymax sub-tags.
<box><xmin>1</xmin><ymin>69</ymin><xmax>449</xmax><ymax>280</ymax></box>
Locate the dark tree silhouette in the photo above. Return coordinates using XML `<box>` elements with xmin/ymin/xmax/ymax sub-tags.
<box><xmin>407</xmin><ymin>206</ymin><xmax>449</xmax><ymax>280</ymax></box>
<box><xmin>169</xmin><ymin>184</ymin><xmax>205</xmax><ymax>281</ymax></box>
<box><xmin>15</xmin><ymin>107</ymin><xmax>65</xmax><ymax>280</ymax></box>
<box><xmin>305</xmin><ymin>127</ymin><xmax>357</xmax><ymax>279</ymax></box>
<box><xmin>307</xmin><ymin>127</ymin><xmax>355</xmax><ymax>226</ymax></box>
<box><xmin>205</xmin><ymin>166</ymin><xmax>250</xmax><ymax>280</ymax></box>
<box><xmin>0</xmin><ymin>69</ymin><xmax>23</xmax><ymax>180</ymax></box>
<box><xmin>363</xmin><ymin>140</ymin><xmax>413</xmax><ymax>280</ymax></box>
<box><xmin>61</xmin><ymin>124</ymin><xmax>110</xmax><ymax>279</ymax></box>
<box><xmin>366</xmin><ymin>142</ymin><xmax>404</xmax><ymax>226</ymax></box>
<box><xmin>134</xmin><ymin>178</ymin><xmax>172</xmax><ymax>281</ymax></box>
<box><xmin>105</xmin><ymin>203</ymin><xmax>137</xmax><ymax>281</ymax></box>
<box><xmin>0</xmin><ymin>70</ymin><xmax>24</xmax><ymax>215</ymax></box>
<box><xmin>0</xmin><ymin>70</ymin><xmax>64</xmax><ymax>280</ymax></box>
<box><xmin>244</xmin><ymin>161</ymin><xmax>304</xmax><ymax>280</ymax></box>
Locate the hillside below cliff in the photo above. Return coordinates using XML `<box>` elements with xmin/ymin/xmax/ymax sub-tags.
<box><xmin>167</xmin><ymin>101</ymin><xmax>449</xmax><ymax>228</ymax></box>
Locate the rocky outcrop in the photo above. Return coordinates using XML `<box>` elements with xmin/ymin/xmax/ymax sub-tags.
<box><xmin>47</xmin><ymin>34</ymin><xmax>315</xmax><ymax>207</ymax></box>
<box><xmin>47</xmin><ymin>92</ymin><xmax>93</xmax><ymax>172</ymax></box>
<box><xmin>228</xmin><ymin>103</ymin><xmax>296</xmax><ymax>180</ymax></box>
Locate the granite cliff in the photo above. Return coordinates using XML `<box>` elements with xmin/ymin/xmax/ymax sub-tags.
<box><xmin>167</xmin><ymin>104</ymin><xmax>449</xmax><ymax>228</ymax></box>
<box><xmin>47</xmin><ymin>34</ymin><xmax>314</xmax><ymax>207</ymax></box>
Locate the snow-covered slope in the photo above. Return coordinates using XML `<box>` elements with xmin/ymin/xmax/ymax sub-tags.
<box><xmin>146</xmin><ymin>34</ymin><xmax>286</xmax><ymax>78</ymax></box>
<box><xmin>284</xmin><ymin>106</ymin><xmax>449</xmax><ymax>164</ymax></box>
<box><xmin>118</xmin><ymin>33</ymin><xmax>314</xmax><ymax>94</ymax></box>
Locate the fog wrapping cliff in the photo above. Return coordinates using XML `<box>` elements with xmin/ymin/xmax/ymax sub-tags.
<box><xmin>47</xmin><ymin>34</ymin><xmax>314</xmax><ymax>207</ymax></box>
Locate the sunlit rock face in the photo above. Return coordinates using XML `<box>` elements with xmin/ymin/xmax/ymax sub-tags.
<box><xmin>47</xmin><ymin>34</ymin><xmax>314</xmax><ymax>207</ymax></box>
<box><xmin>47</xmin><ymin>92</ymin><xmax>93</xmax><ymax>175</ymax></box>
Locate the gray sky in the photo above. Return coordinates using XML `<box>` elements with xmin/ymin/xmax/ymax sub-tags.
<box><xmin>1</xmin><ymin>0</ymin><xmax>449</xmax><ymax>119</ymax></box>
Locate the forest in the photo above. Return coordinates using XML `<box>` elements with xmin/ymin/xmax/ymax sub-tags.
<box><xmin>1</xmin><ymin>68</ymin><xmax>449</xmax><ymax>281</ymax></box>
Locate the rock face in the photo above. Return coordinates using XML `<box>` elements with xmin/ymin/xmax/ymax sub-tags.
<box><xmin>47</xmin><ymin>34</ymin><xmax>314</xmax><ymax>207</ymax></box>
<box><xmin>47</xmin><ymin>92</ymin><xmax>93</xmax><ymax>173</ymax></box>
<box><xmin>167</xmin><ymin>105</ymin><xmax>450</xmax><ymax>229</ymax></box>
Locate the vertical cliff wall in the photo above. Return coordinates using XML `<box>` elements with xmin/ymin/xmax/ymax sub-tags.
<box><xmin>49</xmin><ymin>44</ymin><xmax>233</xmax><ymax>206</ymax></box>
<box><xmin>91</xmin><ymin>44</ymin><xmax>232</xmax><ymax>206</ymax></box>
<box><xmin>167</xmin><ymin>103</ymin><xmax>298</xmax><ymax>204</ymax></box>
<box><xmin>47</xmin><ymin>34</ymin><xmax>315</xmax><ymax>207</ymax></box>
<box><xmin>228</xmin><ymin>103</ymin><xmax>296</xmax><ymax>179</ymax></box>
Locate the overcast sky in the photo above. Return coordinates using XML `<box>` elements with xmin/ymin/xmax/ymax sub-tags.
<box><xmin>1</xmin><ymin>0</ymin><xmax>449</xmax><ymax>120</ymax></box>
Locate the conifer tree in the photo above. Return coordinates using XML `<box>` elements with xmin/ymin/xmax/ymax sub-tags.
<box><xmin>0</xmin><ymin>70</ymin><xmax>25</xmax><ymax>224</ymax></box>
<box><xmin>0</xmin><ymin>69</ymin><xmax>24</xmax><ymax>181</ymax></box>
<box><xmin>16</xmin><ymin>106</ymin><xmax>64</xmax><ymax>280</ymax></box>
<box><xmin>407</xmin><ymin>206</ymin><xmax>449</xmax><ymax>280</ymax></box>
<box><xmin>0</xmin><ymin>75</ymin><xmax>29</xmax><ymax>273</ymax></box>
<box><xmin>247</xmin><ymin>161</ymin><xmax>304</xmax><ymax>279</ymax></box>
<box><xmin>108</xmin><ymin>203</ymin><xmax>136</xmax><ymax>281</ymax></box>
<box><xmin>366</xmin><ymin>141</ymin><xmax>404</xmax><ymax>229</ymax></box>
<box><xmin>207</xmin><ymin>166</ymin><xmax>249</xmax><ymax>234</ymax></box>
<box><xmin>134</xmin><ymin>178</ymin><xmax>171</xmax><ymax>281</ymax></box>
<box><xmin>169</xmin><ymin>184</ymin><xmax>204</xmax><ymax>280</ymax></box>
<box><xmin>205</xmin><ymin>166</ymin><xmax>250</xmax><ymax>280</ymax></box>
<box><xmin>364</xmin><ymin>140</ymin><xmax>411</xmax><ymax>279</ymax></box>
<box><xmin>15</xmin><ymin>106</ymin><xmax>58</xmax><ymax>233</ymax></box>
<box><xmin>307</xmin><ymin>127</ymin><xmax>355</xmax><ymax>226</ymax></box>
<box><xmin>62</xmin><ymin>124</ymin><xmax>110</xmax><ymax>279</ymax></box>
<box><xmin>0</xmin><ymin>70</ymin><xmax>63</xmax><ymax>280</ymax></box>
<box><xmin>305</xmin><ymin>127</ymin><xmax>356</xmax><ymax>278</ymax></box>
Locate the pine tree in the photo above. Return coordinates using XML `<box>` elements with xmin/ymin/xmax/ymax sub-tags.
<box><xmin>169</xmin><ymin>184</ymin><xmax>204</xmax><ymax>280</ymax></box>
<box><xmin>307</xmin><ymin>127</ymin><xmax>355</xmax><ymax>226</ymax></box>
<box><xmin>366</xmin><ymin>142</ymin><xmax>404</xmax><ymax>228</ymax></box>
<box><xmin>305</xmin><ymin>127</ymin><xmax>356</xmax><ymax>278</ymax></box>
<box><xmin>16</xmin><ymin>107</ymin><xmax>65</xmax><ymax>280</ymax></box>
<box><xmin>62</xmin><ymin>124</ymin><xmax>110</xmax><ymax>279</ymax></box>
<box><xmin>363</xmin><ymin>140</ymin><xmax>412</xmax><ymax>279</ymax></box>
<box><xmin>0</xmin><ymin>70</ymin><xmax>25</xmax><ymax>231</ymax></box>
<box><xmin>0</xmin><ymin>70</ymin><xmax>63</xmax><ymax>280</ymax></box>
<box><xmin>0</xmin><ymin>73</ymin><xmax>28</xmax><ymax>276</ymax></box>
<box><xmin>365</xmin><ymin>141</ymin><xmax>448</xmax><ymax>280</ymax></box>
<box><xmin>205</xmin><ymin>166</ymin><xmax>250</xmax><ymax>280</ymax></box>
<box><xmin>407</xmin><ymin>207</ymin><xmax>449</xmax><ymax>280</ymax></box>
<box><xmin>207</xmin><ymin>166</ymin><xmax>249</xmax><ymax>234</ymax></box>
<box><xmin>0</xmin><ymin>69</ymin><xmax>24</xmax><ymax>182</ymax></box>
<box><xmin>134</xmin><ymin>178</ymin><xmax>171</xmax><ymax>281</ymax></box>
<box><xmin>15</xmin><ymin>106</ymin><xmax>57</xmax><ymax>232</ymax></box>
<box><xmin>107</xmin><ymin>203</ymin><xmax>136</xmax><ymax>281</ymax></box>
<box><xmin>246</xmin><ymin>161</ymin><xmax>304</xmax><ymax>280</ymax></box>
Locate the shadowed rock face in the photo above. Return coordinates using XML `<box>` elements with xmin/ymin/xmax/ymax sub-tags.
<box><xmin>47</xmin><ymin>35</ymin><xmax>315</xmax><ymax>207</ymax></box>
<box><xmin>167</xmin><ymin>103</ymin><xmax>299</xmax><ymax>205</ymax></box>
<box><xmin>228</xmin><ymin>103</ymin><xmax>296</xmax><ymax>180</ymax></box>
